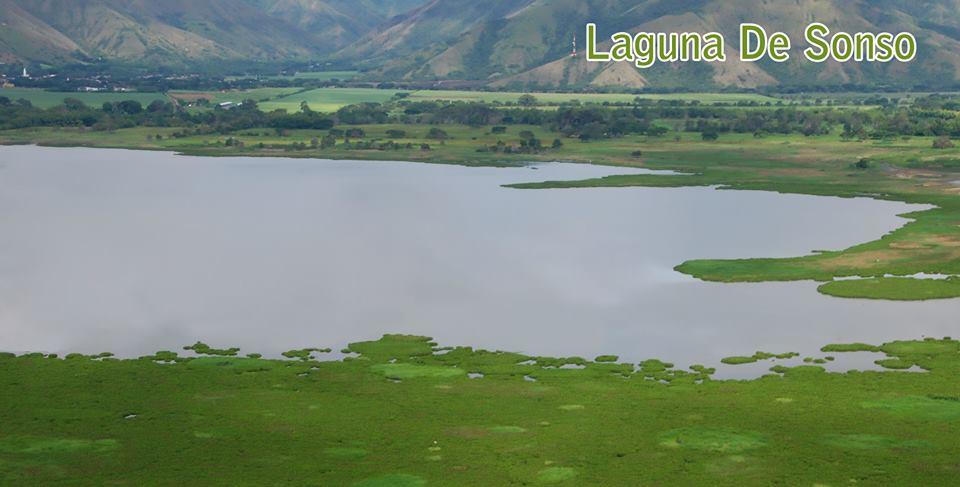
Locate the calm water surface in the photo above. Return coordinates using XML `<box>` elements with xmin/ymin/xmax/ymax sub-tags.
<box><xmin>0</xmin><ymin>146</ymin><xmax>956</xmax><ymax>376</ymax></box>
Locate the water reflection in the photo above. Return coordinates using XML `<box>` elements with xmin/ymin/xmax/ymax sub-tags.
<box><xmin>0</xmin><ymin>146</ymin><xmax>956</xmax><ymax>377</ymax></box>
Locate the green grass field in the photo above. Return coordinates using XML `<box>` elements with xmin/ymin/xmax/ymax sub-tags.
<box><xmin>255</xmin><ymin>88</ymin><xmax>779</xmax><ymax>112</ymax></box>
<box><xmin>0</xmin><ymin>86</ymin><xmax>813</xmax><ymax>113</ymax></box>
<box><xmin>257</xmin><ymin>88</ymin><xmax>402</xmax><ymax>112</ymax></box>
<box><xmin>169</xmin><ymin>88</ymin><xmax>304</xmax><ymax>106</ymax></box>
<box><xmin>1</xmin><ymin>334</ymin><xmax>959</xmax><ymax>485</ymax></box>
<box><xmin>0</xmin><ymin>88</ymin><xmax>169</xmax><ymax>109</ymax></box>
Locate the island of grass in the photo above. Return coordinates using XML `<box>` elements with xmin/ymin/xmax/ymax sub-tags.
<box><xmin>2</xmin><ymin>334</ymin><xmax>960</xmax><ymax>484</ymax></box>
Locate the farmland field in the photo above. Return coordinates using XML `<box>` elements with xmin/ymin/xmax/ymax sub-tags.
<box><xmin>0</xmin><ymin>88</ymin><xmax>169</xmax><ymax>109</ymax></box>
<box><xmin>257</xmin><ymin>88</ymin><xmax>402</xmax><ymax>112</ymax></box>
<box><xmin>169</xmin><ymin>88</ymin><xmax>303</xmax><ymax>106</ymax></box>
<box><xmin>3</xmin><ymin>87</ymin><xmax>805</xmax><ymax>113</ymax></box>
<box><xmin>257</xmin><ymin>88</ymin><xmax>780</xmax><ymax>112</ymax></box>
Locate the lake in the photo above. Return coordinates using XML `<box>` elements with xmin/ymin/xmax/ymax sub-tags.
<box><xmin>1</xmin><ymin>145</ymin><xmax>956</xmax><ymax>376</ymax></box>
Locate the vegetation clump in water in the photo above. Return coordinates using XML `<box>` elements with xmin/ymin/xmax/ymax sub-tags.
<box><xmin>721</xmin><ymin>351</ymin><xmax>799</xmax><ymax>365</ymax></box>
<box><xmin>183</xmin><ymin>341</ymin><xmax>240</xmax><ymax>356</ymax></box>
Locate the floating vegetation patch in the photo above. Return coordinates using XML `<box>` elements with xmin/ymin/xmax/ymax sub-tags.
<box><xmin>862</xmin><ymin>395</ymin><xmax>960</xmax><ymax>420</ymax></box>
<box><xmin>535</xmin><ymin>357</ymin><xmax>588</xmax><ymax>368</ymax></box>
<box><xmin>65</xmin><ymin>352</ymin><xmax>113</xmax><ymax>360</ymax></box>
<box><xmin>874</xmin><ymin>358</ymin><xmax>915</xmax><ymax>370</ymax></box>
<box><xmin>721</xmin><ymin>356</ymin><xmax>758</xmax><ymax>365</ymax></box>
<box><xmin>325</xmin><ymin>447</ymin><xmax>368</xmax><ymax>459</ymax></box>
<box><xmin>594</xmin><ymin>355</ymin><xmax>619</xmax><ymax>363</ymax></box>
<box><xmin>690</xmin><ymin>364</ymin><xmax>716</xmax><ymax>375</ymax></box>
<box><xmin>0</xmin><ymin>437</ymin><xmax>119</xmax><ymax>455</ymax></box>
<box><xmin>721</xmin><ymin>351</ymin><xmax>799</xmax><ymax>365</ymax></box>
<box><xmin>659</xmin><ymin>428</ymin><xmax>766</xmax><ymax>453</ymax></box>
<box><xmin>537</xmin><ymin>466</ymin><xmax>576</xmax><ymax>483</ymax></box>
<box><xmin>370</xmin><ymin>363</ymin><xmax>464</xmax><ymax>380</ymax></box>
<box><xmin>822</xmin><ymin>434</ymin><xmax>930</xmax><ymax>450</ymax></box>
<box><xmin>489</xmin><ymin>426</ymin><xmax>527</xmax><ymax>434</ymax></box>
<box><xmin>354</xmin><ymin>474</ymin><xmax>426</xmax><ymax>487</ymax></box>
<box><xmin>821</xmin><ymin>343</ymin><xmax>881</xmax><ymax>353</ymax></box>
<box><xmin>818</xmin><ymin>276</ymin><xmax>960</xmax><ymax>301</ymax></box>
<box><xmin>638</xmin><ymin>359</ymin><xmax>674</xmax><ymax>373</ymax></box>
<box><xmin>142</xmin><ymin>351</ymin><xmax>181</xmax><ymax>363</ymax></box>
<box><xmin>282</xmin><ymin>348</ymin><xmax>332</xmax><ymax>361</ymax></box>
<box><xmin>183</xmin><ymin>342</ymin><xmax>240</xmax><ymax>357</ymax></box>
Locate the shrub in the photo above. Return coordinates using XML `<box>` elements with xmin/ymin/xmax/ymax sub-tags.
<box><xmin>426</xmin><ymin>128</ymin><xmax>449</xmax><ymax>140</ymax></box>
<box><xmin>933</xmin><ymin>136</ymin><xmax>955</xmax><ymax>149</ymax></box>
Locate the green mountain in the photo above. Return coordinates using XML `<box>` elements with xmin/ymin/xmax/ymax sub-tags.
<box><xmin>244</xmin><ymin>0</ymin><xmax>427</xmax><ymax>51</ymax></box>
<box><xmin>0</xmin><ymin>0</ymin><xmax>428</xmax><ymax>65</ymax></box>
<box><xmin>2</xmin><ymin>0</ymin><xmax>960</xmax><ymax>88</ymax></box>
<box><xmin>344</xmin><ymin>0</ymin><xmax>960</xmax><ymax>89</ymax></box>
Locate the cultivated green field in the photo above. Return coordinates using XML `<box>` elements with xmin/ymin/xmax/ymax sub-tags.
<box><xmin>1</xmin><ymin>334</ymin><xmax>959</xmax><ymax>485</ymax></box>
<box><xmin>257</xmin><ymin>88</ymin><xmax>402</xmax><ymax>112</ymax></box>
<box><xmin>0</xmin><ymin>88</ymin><xmax>169</xmax><ymax>109</ymax></box>
<box><xmin>169</xmin><ymin>88</ymin><xmax>304</xmax><ymax>106</ymax></box>
<box><xmin>0</xmin><ymin>87</ymin><xmax>816</xmax><ymax>113</ymax></box>
<box><xmin>255</xmin><ymin>88</ymin><xmax>779</xmax><ymax>112</ymax></box>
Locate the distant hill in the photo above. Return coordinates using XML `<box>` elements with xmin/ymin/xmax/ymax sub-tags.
<box><xmin>0</xmin><ymin>0</ymin><xmax>428</xmax><ymax>65</ymax></box>
<box><xmin>342</xmin><ymin>0</ymin><xmax>960</xmax><ymax>89</ymax></box>
<box><xmin>3</xmin><ymin>0</ymin><xmax>960</xmax><ymax>89</ymax></box>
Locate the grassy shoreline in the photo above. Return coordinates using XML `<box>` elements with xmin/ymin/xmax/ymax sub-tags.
<box><xmin>2</xmin><ymin>127</ymin><xmax>959</xmax><ymax>300</ymax></box>
<box><xmin>2</xmin><ymin>334</ymin><xmax>959</xmax><ymax>485</ymax></box>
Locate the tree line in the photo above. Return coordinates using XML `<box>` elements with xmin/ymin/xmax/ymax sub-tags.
<box><xmin>3</xmin><ymin>94</ymin><xmax>960</xmax><ymax>143</ymax></box>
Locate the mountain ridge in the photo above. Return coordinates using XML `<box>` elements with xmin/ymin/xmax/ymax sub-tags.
<box><xmin>3</xmin><ymin>0</ymin><xmax>960</xmax><ymax>89</ymax></box>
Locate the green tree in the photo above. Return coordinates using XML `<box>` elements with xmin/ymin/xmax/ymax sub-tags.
<box><xmin>518</xmin><ymin>94</ymin><xmax>538</xmax><ymax>106</ymax></box>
